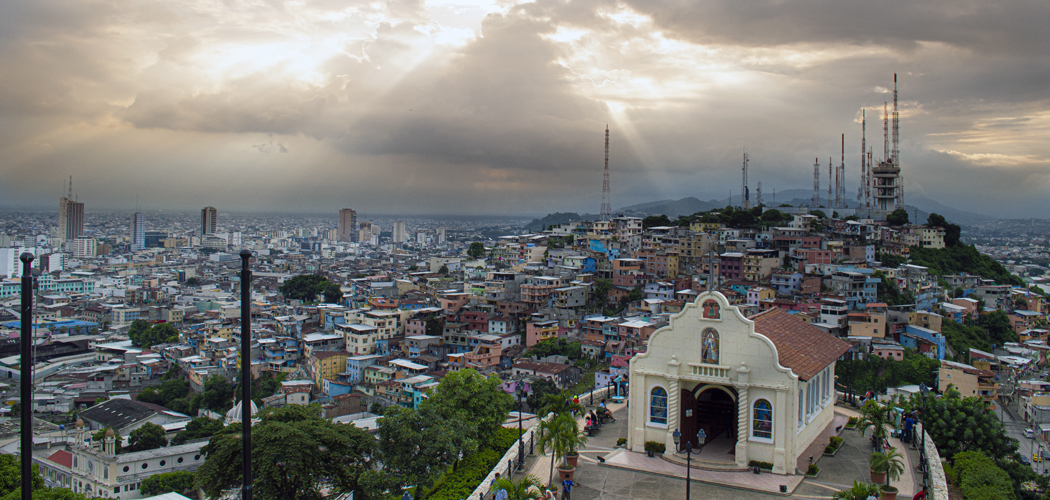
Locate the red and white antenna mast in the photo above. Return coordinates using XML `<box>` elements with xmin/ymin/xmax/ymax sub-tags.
<box><xmin>600</xmin><ymin>125</ymin><xmax>611</xmax><ymax>221</ymax></box>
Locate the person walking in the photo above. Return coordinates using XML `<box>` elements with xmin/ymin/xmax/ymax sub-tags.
<box><xmin>562</xmin><ymin>478</ymin><xmax>575</xmax><ymax>500</ymax></box>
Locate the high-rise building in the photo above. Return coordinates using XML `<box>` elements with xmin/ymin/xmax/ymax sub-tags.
<box><xmin>201</xmin><ymin>206</ymin><xmax>218</xmax><ymax>235</ymax></box>
<box><xmin>338</xmin><ymin>208</ymin><xmax>357</xmax><ymax>242</ymax></box>
<box><xmin>74</xmin><ymin>236</ymin><xmax>97</xmax><ymax>258</ymax></box>
<box><xmin>56</xmin><ymin>176</ymin><xmax>85</xmax><ymax>244</ymax></box>
<box><xmin>437</xmin><ymin>227</ymin><xmax>447</xmax><ymax>245</ymax></box>
<box><xmin>130</xmin><ymin>212</ymin><xmax>145</xmax><ymax>251</ymax></box>
<box><xmin>392</xmin><ymin>221</ymin><xmax>407</xmax><ymax>244</ymax></box>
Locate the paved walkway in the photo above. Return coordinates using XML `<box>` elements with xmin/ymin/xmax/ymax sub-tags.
<box><xmin>512</xmin><ymin>402</ymin><xmax>919</xmax><ymax>499</ymax></box>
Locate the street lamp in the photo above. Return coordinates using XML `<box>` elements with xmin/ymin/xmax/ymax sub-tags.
<box><xmin>672</xmin><ymin>428</ymin><xmax>706</xmax><ymax>500</ymax></box>
<box><xmin>919</xmin><ymin>383</ymin><xmax>929</xmax><ymax>451</ymax></box>
<box><xmin>515</xmin><ymin>383</ymin><xmax>525</xmax><ymax>472</ymax></box>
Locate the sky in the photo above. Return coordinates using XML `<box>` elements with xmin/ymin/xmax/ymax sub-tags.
<box><xmin>0</xmin><ymin>0</ymin><xmax>1047</xmax><ymax>218</ymax></box>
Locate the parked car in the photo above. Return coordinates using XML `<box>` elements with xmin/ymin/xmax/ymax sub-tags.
<box><xmin>1026</xmin><ymin>429</ymin><xmax>1036</xmax><ymax>438</ymax></box>
<box><xmin>1021</xmin><ymin>455</ymin><xmax>1032</xmax><ymax>466</ymax></box>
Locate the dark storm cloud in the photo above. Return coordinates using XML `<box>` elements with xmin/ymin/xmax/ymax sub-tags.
<box><xmin>0</xmin><ymin>0</ymin><xmax>1046</xmax><ymax>217</ymax></box>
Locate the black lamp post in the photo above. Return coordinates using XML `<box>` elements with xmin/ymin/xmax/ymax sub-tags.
<box><xmin>19</xmin><ymin>253</ymin><xmax>33</xmax><ymax>500</ymax></box>
<box><xmin>672</xmin><ymin>428</ymin><xmax>706</xmax><ymax>500</ymax></box>
<box><xmin>516</xmin><ymin>383</ymin><xmax>525</xmax><ymax>472</ymax></box>
<box><xmin>239</xmin><ymin>249</ymin><xmax>253</xmax><ymax>500</ymax></box>
<box><xmin>919</xmin><ymin>383</ymin><xmax>929</xmax><ymax>451</ymax></box>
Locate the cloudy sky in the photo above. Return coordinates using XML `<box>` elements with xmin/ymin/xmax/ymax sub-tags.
<box><xmin>1</xmin><ymin>0</ymin><xmax>1046</xmax><ymax>217</ymax></box>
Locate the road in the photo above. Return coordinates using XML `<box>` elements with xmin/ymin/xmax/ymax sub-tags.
<box><xmin>994</xmin><ymin>399</ymin><xmax>1047</xmax><ymax>475</ymax></box>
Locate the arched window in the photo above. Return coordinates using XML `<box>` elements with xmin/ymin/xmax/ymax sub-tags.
<box><xmin>649</xmin><ymin>386</ymin><xmax>668</xmax><ymax>425</ymax></box>
<box><xmin>753</xmin><ymin>399</ymin><xmax>773</xmax><ymax>440</ymax></box>
<box><xmin>701</xmin><ymin>329</ymin><xmax>719</xmax><ymax>364</ymax></box>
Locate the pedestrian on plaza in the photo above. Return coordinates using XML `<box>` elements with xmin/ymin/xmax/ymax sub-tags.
<box><xmin>562</xmin><ymin>478</ymin><xmax>575</xmax><ymax>500</ymax></box>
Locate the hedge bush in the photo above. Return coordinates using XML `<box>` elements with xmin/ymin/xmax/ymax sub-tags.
<box><xmin>427</xmin><ymin>427</ymin><xmax>522</xmax><ymax>500</ymax></box>
<box><xmin>748</xmin><ymin>460</ymin><xmax>774</xmax><ymax>470</ymax></box>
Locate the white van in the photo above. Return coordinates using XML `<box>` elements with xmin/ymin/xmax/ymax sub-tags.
<box><xmin>1025</xmin><ymin>428</ymin><xmax>1035</xmax><ymax>438</ymax></box>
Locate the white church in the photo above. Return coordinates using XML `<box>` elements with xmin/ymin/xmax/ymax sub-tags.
<box><xmin>627</xmin><ymin>291</ymin><xmax>850</xmax><ymax>474</ymax></box>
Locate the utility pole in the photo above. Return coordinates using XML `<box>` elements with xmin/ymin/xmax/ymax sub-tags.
<box><xmin>240</xmin><ymin>250</ymin><xmax>253</xmax><ymax>500</ymax></box>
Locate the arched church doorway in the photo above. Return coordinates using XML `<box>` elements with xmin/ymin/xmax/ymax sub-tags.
<box><xmin>679</xmin><ymin>385</ymin><xmax>737</xmax><ymax>450</ymax></box>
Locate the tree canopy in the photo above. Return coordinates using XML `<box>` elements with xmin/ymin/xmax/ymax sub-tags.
<box><xmin>421</xmin><ymin>369</ymin><xmax>512</xmax><ymax>449</ymax></box>
<box><xmin>925</xmin><ymin>213</ymin><xmax>962</xmax><ymax>247</ymax></box>
<box><xmin>141</xmin><ymin>471</ymin><xmax>196</xmax><ymax>497</ymax></box>
<box><xmin>467</xmin><ymin>242</ymin><xmax>486</xmax><ymax>260</ymax></box>
<box><xmin>887</xmin><ymin>208</ymin><xmax>910</xmax><ymax>226</ymax></box>
<box><xmin>835</xmin><ymin>349</ymin><xmax>939</xmax><ymax>395</ymax></box>
<box><xmin>524</xmin><ymin>338</ymin><xmax>583</xmax><ymax>361</ymax></box>
<box><xmin>197</xmin><ymin>404</ymin><xmax>375</xmax><ymax>500</ymax></box>
<box><xmin>897</xmin><ymin>386</ymin><xmax>1016</xmax><ymax>461</ymax></box>
<box><xmin>128</xmin><ymin>422</ymin><xmax>168</xmax><ymax>452</ymax></box>
<box><xmin>127</xmin><ymin>320</ymin><xmax>180</xmax><ymax>348</ymax></box>
<box><xmin>908</xmin><ymin>245</ymin><xmax>1023</xmax><ymax>286</ymax></box>
<box><xmin>279</xmin><ymin>274</ymin><xmax>343</xmax><ymax>303</ymax></box>
<box><xmin>200</xmin><ymin>374</ymin><xmax>235</xmax><ymax>413</ymax></box>
<box><xmin>642</xmin><ymin>215</ymin><xmax>671</xmax><ymax>228</ymax></box>
<box><xmin>365</xmin><ymin>405</ymin><xmax>470</xmax><ymax>499</ymax></box>
<box><xmin>171</xmin><ymin>416</ymin><xmax>225</xmax><ymax>445</ymax></box>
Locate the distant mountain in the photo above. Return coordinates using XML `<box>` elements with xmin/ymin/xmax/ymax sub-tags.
<box><xmin>618</xmin><ymin>197</ymin><xmax>724</xmax><ymax>218</ymax></box>
<box><xmin>523</xmin><ymin>212</ymin><xmax>595</xmax><ymax>232</ymax></box>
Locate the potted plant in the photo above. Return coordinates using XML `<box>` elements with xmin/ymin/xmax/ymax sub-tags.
<box><xmin>617</xmin><ymin>437</ymin><xmax>627</xmax><ymax>448</ymax></box>
<box><xmin>806</xmin><ymin>464</ymin><xmax>820</xmax><ymax>478</ymax></box>
<box><xmin>643</xmin><ymin>441</ymin><xmax>666</xmax><ymax>457</ymax></box>
<box><xmin>538</xmin><ymin>413</ymin><xmax>587</xmax><ymax>484</ymax></box>
<box><xmin>832</xmin><ymin>480</ymin><xmax>881</xmax><ymax>499</ymax></box>
<box><xmin>857</xmin><ymin>400</ymin><xmax>895</xmax><ymax>453</ymax></box>
<box><xmin>869</xmin><ymin>448</ymin><xmax>904</xmax><ymax>500</ymax></box>
<box><xmin>491</xmin><ymin>473</ymin><xmax>544</xmax><ymax>500</ymax></box>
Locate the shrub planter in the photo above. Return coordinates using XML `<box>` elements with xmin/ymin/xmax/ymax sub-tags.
<box><xmin>566</xmin><ymin>454</ymin><xmax>579</xmax><ymax>468</ymax></box>
<box><xmin>559</xmin><ymin>466</ymin><xmax>576</xmax><ymax>483</ymax></box>
<box><xmin>824</xmin><ymin>436</ymin><xmax>844</xmax><ymax>457</ymax></box>
<box><xmin>644</xmin><ymin>441</ymin><xmax>665</xmax><ymax>458</ymax></box>
<box><xmin>880</xmin><ymin>485</ymin><xmax>898</xmax><ymax>500</ymax></box>
<box><xmin>805</xmin><ymin>465</ymin><xmax>820</xmax><ymax>478</ymax></box>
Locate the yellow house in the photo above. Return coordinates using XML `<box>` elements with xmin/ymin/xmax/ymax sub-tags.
<box><xmin>311</xmin><ymin>351</ymin><xmax>349</xmax><ymax>387</ymax></box>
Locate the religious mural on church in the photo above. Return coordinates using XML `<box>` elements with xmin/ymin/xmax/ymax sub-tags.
<box><xmin>701</xmin><ymin>328</ymin><xmax>719</xmax><ymax>364</ymax></box>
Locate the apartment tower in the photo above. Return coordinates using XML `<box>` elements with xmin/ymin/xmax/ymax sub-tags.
<box><xmin>201</xmin><ymin>206</ymin><xmax>218</xmax><ymax>235</ymax></box>
<box><xmin>338</xmin><ymin>208</ymin><xmax>357</xmax><ymax>242</ymax></box>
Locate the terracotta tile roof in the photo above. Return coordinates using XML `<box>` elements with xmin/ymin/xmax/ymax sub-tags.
<box><xmin>46</xmin><ymin>450</ymin><xmax>73</xmax><ymax>469</ymax></box>
<box><xmin>750</xmin><ymin>308</ymin><xmax>850</xmax><ymax>382</ymax></box>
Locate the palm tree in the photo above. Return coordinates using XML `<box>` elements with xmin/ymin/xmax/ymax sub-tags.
<box><xmin>856</xmin><ymin>399</ymin><xmax>895</xmax><ymax>451</ymax></box>
<box><xmin>537</xmin><ymin>413</ymin><xmax>587</xmax><ymax>484</ymax></box>
<box><xmin>538</xmin><ymin>390</ymin><xmax>585</xmax><ymax>418</ymax></box>
<box><xmin>491</xmin><ymin>474</ymin><xmax>544</xmax><ymax>500</ymax></box>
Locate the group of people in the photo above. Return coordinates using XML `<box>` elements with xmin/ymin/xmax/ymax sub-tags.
<box><xmin>487</xmin><ymin>473</ymin><xmax>575</xmax><ymax>500</ymax></box>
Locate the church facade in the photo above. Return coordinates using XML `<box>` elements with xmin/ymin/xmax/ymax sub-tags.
<box><xmin>627</xmin><ymin>291</ymin><xmax>850</xmax><ymax>474</ymax></box>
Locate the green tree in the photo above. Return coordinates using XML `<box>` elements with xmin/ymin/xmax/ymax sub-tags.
<box><xmin>129</xmin><ymin>321</ymin><xmax>180</xmax><ymax>349</ymax></box>
<box><xmin>642</xmin><ymin>215</ymin><xmax>671</xmax><ymax>228</ymax></box>
<box><xmin>898</xmin><ymin>387</ymin><xmax>1016</xmax><ymax>460</ymax></box>
<box><xmin>877</xmin><ymin>252</ymin><xmax>906</xmax><ymax>269</ymax></box>
<box><xmin>525</xmin><ymin>378</ymin><xmax>559</xmax><ymax>413</ymax></box>
<box><xmin>467</xmin><ymin>242</ymin><xmax>487</xmax><ymax>260</ymax></box>
<box><xmin>810</xmin><ymin>210</ymin><xmax>827</xmax><ymax>219</ymax></box>
<box><xmin>421</xmin><ymin>369</ymin><xmax>512</xmax><ymax>449</ymax></box>
<box><xmin>438</xmin><ymin>264</ymin><xmax>449</xmax><ymax>275</ymax></box>
<box><xmin>980</xmin><ymin>310</ymin><xmax>1017</xmax><ymax>346</ymax></box>
<box><xmin>128</xmin><ymin>422</ymin><xmax>168</xmax><ymax>452</ymax></box>
<box><xmin>201</xmin><ymin>375</ymin><xmax>234</xmax><ymax>412</ymax></box>
<box><xmin>185</xmin><ymin>277</ymin><xmax>201</xmax><ymax>287</ymax></box>
<box><xmin>0</xmin><ymin>455</ymin><xmax>45</xmax><ymax>494</ymax></box>
<box><xmin>887</xmin><ymin>208</ymin><xmax>910</xmax><ymax>226</ymax></box>
<box><xmin>140</xmin><ymin>470</ymin><xmax>196</xmax><ymax>496</ymax></box>
<box><xmin>171</xmin><ymin>416</ymin><xmax>225</xmax><ymax>445</ymax></box>
<box><xmin>926</xmin><ymin>213</ymin><xmax>962</xmax><ymax>247</ymax></box>
<box><xmin>952</xmin><ymin>450</ymin><xmax>1014</xmax><ymax>499</ymax></box>
<box><xmin>279</xmin><ymin>274</ymin><xmax>341</xmax><ymax>303</ymax></box>
<box><xmin>368</xmin><ymin>405</ymin><xmax>468</xmax><ymax>499</ymax></box>
<box><xmin>592</xmin><ymin>278</ymin><xmax>612</xmax><ymax>307</ymax></box>
<box><xmin>197</xmin><ymin>404</ymin><xmax>375</xmax><ymax>500</ymax></box>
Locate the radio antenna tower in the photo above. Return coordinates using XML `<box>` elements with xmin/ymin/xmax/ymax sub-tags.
<box><xmin>742</xmin><ymin>149</ymin><xmax>750</xmax><ymax>210</ymax></box>
<box><xmin>838</xmin><ymin>133</ymin><xmax>845</xmax><ymax>209</ymax></box>
<box><xmin>883</xmin><ymin>102</ymin><xmax>889</xmax><ymax>163</ymax></box>
<box><xmin>600</xmin><ymin>125</ymin><xmax>611</xmax><ymax>221</ymax></box>
<box><xmin>892</xmin><ymin>74</ymin><xmax>900</xmax><ymax>166</ymax></box>
<box><xmin>861</xmin><ymin>109</ymin><xmax>868</xmax><ymax>209</ymax></box>
<box><xmin>827</xmin><ymin>157</ymin><xmax>832</xmax><ymax>209</ymax></box>
<box><xmin>812</xmin><ymin>158</ymin><xmax>820</xmax><ymax>207</ymax></box>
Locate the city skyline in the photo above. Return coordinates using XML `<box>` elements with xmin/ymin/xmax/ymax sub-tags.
<box><xmin>1</xmin><ymin>0</ymin><xmax>1047</xmax><ymax>218</ymax></box>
